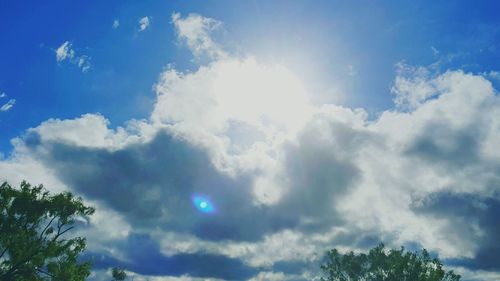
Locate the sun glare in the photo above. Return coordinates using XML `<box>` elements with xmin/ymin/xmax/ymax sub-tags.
<box><xmin>213</xmin><ymin>58</ymin><xmax>313</xmax><ymax>133</ymax></box>
<box><xmin>192</xmin><ymin>195</ymin><xmax>216</xmax><ymax>214</ymax></box>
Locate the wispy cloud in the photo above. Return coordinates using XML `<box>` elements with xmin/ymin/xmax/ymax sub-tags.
<box><xmin>486</xmin><ymin>70</ymin><xmax>500</xmax><ymax>80</ymax></box>
<box><xmin>77</xmin><ymin>55</ymin><xmax>91</xmax><ymax>73</ymax></box>
<box><xmin>431</xmin><ymin>46</ymin><xmax>440</xmax><ymax>56</ymax></box>
<box><xmin>138</xmin><ymin>16</ymin><xmax>150</xmax><ymax>31</ymax></box>
<box><xmin>55</xmin><ymin>41</ymin><xmax>91</xmax><ymax>72</ymax></box>
<box><xmin>0</xmin><ymin>99</ymin><xmax>15</xmax><ymax>112</ymax></box>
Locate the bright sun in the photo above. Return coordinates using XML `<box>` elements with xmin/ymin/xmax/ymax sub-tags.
<box><xmin>153</xmin><ymin>57</ymin><xmax>314</xmax><ymax>141</ymax></box>
<box><xmin>213</xmin><ymin>57</ymin><xmax>313</xmax><ymax>132</ymax></box>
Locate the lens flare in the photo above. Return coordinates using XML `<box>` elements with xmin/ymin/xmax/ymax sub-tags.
<box><xmin>191</xmin><ymin>195</ymin><xmax>216</xmax><ymax>214</ymax></box>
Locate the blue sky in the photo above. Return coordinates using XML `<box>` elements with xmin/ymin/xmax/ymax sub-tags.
<box><xmin>1</xmin><ymin>1</ymin><xmax>500</xmax><ymax>280</ymax></box>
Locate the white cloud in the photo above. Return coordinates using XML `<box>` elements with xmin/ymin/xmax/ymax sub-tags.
<box><xmin>152</xmin><ymin>57</ymin><xmax>314</xmax><ymax>176</ymax></box>
<box><xmin>56</xmin><ymin>41</ymin><xmax>75</xmax><ymax>62</ymax></box>
<box><xmin>0</xmin><ymin>98</ymin><xmax>15</xmax><ymax>112</ymax></box>
<box><xmin>391</xmin><ymin>62</ymin><xmax>437</xmax><ymax>110</ymax></box>
<box><xmin>112</xmin><ymin>19</ymin><xmax>119</xmax><ymax>29</ymax></box>
<box><xmin>248</xmin><ymin>272</ymin><xmax>286</xmax><ymax>281</ymax></box>
<box><xmin>0</xmin><ymin>156</ymin><xmax>62</xmax><ymax>192</ymax></box>
<box><xmin>154</xmin><ymin>228</ymin><xmax>329</xmax><ymax>267</ymax></box>
<box><xmin>55</xmin><ymin>41</ymin><xmax>91</xmax><ymax>72</ymax></box>
<box><xmin>352</xmin><ymin>69</ymin><xmax>498</xmax><ymax>257</ymax></box>
<box><xmin>77</xmin><ymin>55</ymin><xmax>91</xmax><ymax>73</ymax></box>
<box><xmin>138</xmin><ymin>16</ymin><xmax>150</xmax><ymax>31</ymax></box>
<box><xmin>24</xmin><ymin>113</ymin><xmax>153</xmax><ymax>150</ymax></box>
<box><xmin>171</xmin><ymin>12</ymin><xmax>226</xmax><ymax>59</ymax></box>
<box><xmin>90</xmin><ymin>270</ymin><xmax>226</xmax><ymax>281</ymax></box>
<box><xmin>451</xmin><ymin>267</ymin><xmax>500</xmax><ymax>281</ymax></box>
<box><xmin>0</xmin><ymin>92</ymin><xmax>14</xmax><ymax>111</ymax></box>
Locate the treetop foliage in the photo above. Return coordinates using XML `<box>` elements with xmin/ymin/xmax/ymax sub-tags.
<box><xmin>0</xmin><ymin>181</ymin><xmax>95</xmax><ymax>281</ymax></box>
<box><xmin>320</xmin><ymin>243</ymin><xmax>461</xmax><ymax>281</ymax></box>
<box><xmin>111</xmin><ymin>267</ymin><xmax>127</xmax><ymax>281</ymax></box>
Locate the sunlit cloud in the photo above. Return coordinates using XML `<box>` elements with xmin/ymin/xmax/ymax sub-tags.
<box><xmin>172</xmin><ymin>12</ymin><xmax>226</xmax><ymax>59</ymax></box>
<box><xmin>56</xmin><ymin>41</ymin><xmax>75</xmax><ymax>62</ymax></box>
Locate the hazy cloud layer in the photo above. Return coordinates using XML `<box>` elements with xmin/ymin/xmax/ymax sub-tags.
<box><xmin>2</xmin><ymin>13</ymin><xmax>500</xmax><ymax>280</ymax></box>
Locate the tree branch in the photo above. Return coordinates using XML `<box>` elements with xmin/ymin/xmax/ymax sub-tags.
<box><xmin>39</xmin><ymin>216</ymin><xmax>56</xmax><ymax>240</ymax></box>
<box><xmin>0</xmin><ymin>248</ymin><xmax>7</xmax><ymax>259</ymax></box>
<box><xmin>54</xmin><ymin>226</ymin><xmax>74</xmax><ymax>240</ymax></box>
<box><xmin>36</xmin><ymin>267</ymin><xmax>56</xmax><ymax>278</ymax></box>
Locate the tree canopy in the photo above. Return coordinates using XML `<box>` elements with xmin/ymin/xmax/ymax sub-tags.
<box><xmin>111</xmin><ymin>267</ymin><xmax>127</xmax><ymax>281</ymax></box>
<box><xmin>320</xmin><ymin>243</ymin><xmax>461</xmax><ymax>281</ymax></box>
<box><xmin>0</xmin><ymin>181</ymin><xmax>94</xmax><ymax>281</ymax></box>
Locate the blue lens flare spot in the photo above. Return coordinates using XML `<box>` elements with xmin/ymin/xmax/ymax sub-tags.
<box><xmin>192</xmin><ymin>195</ymin><xmax>216</xmax><ymax>214</ymax></box>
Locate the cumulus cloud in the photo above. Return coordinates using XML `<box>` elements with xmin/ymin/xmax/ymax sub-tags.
<box><xmin>55</xmin><ymin>41</ymin><xmax>91</xmax><ymax>72</ymax></box>
<box><xmin>3</xmin><ymin>12</ymin><xmax>500</xmax><ymax>281</ymax></box>
<box><xmin>414</xmin><ymin>192</ymin><xmax>500</xmax><ymax>270</ymax></box>
<box><xmin>138</xmin><ymin>16</ymin><xmax>150</xmax><ymax>31</ymax></box>
<box><xmin>85</xmin><ymin>233</ymin><xmax>258</xmax><ymax>280</ymax></box>
<box><xmin>171</xmin><ymin>12</ymin><xmax>226</xmax><ymax>59</ymax></box>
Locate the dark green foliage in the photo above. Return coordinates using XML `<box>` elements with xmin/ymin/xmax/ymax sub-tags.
<box><xmin>111</xmin><ymin>267</ymin><xmax>127</xmax><ymax>281</ymax></box>
<box><xmin>320</xmin><ymin>243</ymin><xmax>461</xmax><ymax>281</ymax></box>
<box><xmin>0</xmin><ymin>181</ymin><xmax>95</xmax><ymax>281</ymax></box>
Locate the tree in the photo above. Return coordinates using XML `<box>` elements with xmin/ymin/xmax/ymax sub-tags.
<box><xmin>111</xmin><ymin>267</ymin><xmax>127</xmax><ymax>281</ymax></box>
<box><xmin>320</xmin><ymin>243</ymin><xmax>461</xmax><ymax>281</ymax></box>
<box><xmin>0</xmin><ymin>181</ymin><xmax>95</xmax><ymax>281</ymax></box>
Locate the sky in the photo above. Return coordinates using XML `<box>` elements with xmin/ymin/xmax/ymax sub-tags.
<box><xmin>1</xmin><ymin>0</ymin><xmax>500</xmax><ymax>280</ymax></box>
